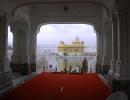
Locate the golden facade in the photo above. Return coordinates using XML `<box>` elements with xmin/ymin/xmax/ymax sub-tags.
<box><xmin>58</xmin><ymin>36</ymin><xmax>85</xmax><ymax>56</ymax></box>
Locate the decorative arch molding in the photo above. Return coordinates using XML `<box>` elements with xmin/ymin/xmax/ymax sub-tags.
<box><xmin>35</xmin><ymin>21</ymin><xmax>98</xmax><ymax>36</ymax></box>
<box><xmin>10</xmin><ymin>16</ymin><xmax>29</xmax><ymax>34</ymax></box>
<box><xmin>11</xmin><ymin>1</ymin><xmax>110</xmax><ymax>16</ymax></box>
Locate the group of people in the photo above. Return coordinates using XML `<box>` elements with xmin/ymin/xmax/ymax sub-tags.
<box><xmin>43</xmin><ymin>64</ymin><xmax>89</xmax><ymax>73</ymax></box>
<box><xmin>62</xmin><ymin>57</ymin><xmax>89</xmax><ymax>73</ymax></box>
<box><xmin>43</xmin><ymin>57</ymin><xmax>92</xmax><ymax>73</ymax></box>
<box><xmin>62</xmin><ymin>65</ymin><xmax>82</xmax><ymax>73</ymax></box>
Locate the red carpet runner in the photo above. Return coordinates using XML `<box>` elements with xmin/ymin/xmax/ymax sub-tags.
<box><xmin>1</xmin><ymin>73</ymin><xmax>111</xmax><ymax>100</ymax></box>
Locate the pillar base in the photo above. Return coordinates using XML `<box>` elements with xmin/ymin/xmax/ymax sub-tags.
<box><xmin>114</xmin><ymin>60</ymin><xmax>129</xmax><ymax>80</ymax></box>
<box><xmin>96</xmin><ymin>63</ymin><xmax>102</xmax><ymax>73</ymax></box>
<box><xmin>114</xmin><ymin>72</ymin><xmax>129</xmax><ymax>80</ymax></box>
<box><xmin>10</xmin><ymin>63</ymin><xmax>30</xmax><ymax>75</ymax></box>
<box><xmin>108</xmin><ymin>59</ymin><xmax>115</xmax><ymax>75</ymax></box>
<box><xmin>112</xmin><ymin>79</ymin><xmax>129</xmax><ymax>98</ymax></box>
<box><xmin>102</xmin><ymin>64</ymin><xmax>110</xmax><ymax>74</ymax></box>
<box><xmin>108</xmin><ymin>69</ymin><xmax>114</xmax><ymax>76</ymax></box>
<box><xmin>30</xmin><ymin>63</ymin><xmax>36</xmax><ymax>72</ymax></box>
<box><xmin>96</xmin><ymin>63</ymin><xmax>110</xmax><ymax>74</ymax></box>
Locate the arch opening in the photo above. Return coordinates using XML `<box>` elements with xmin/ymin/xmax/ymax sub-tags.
<box><xmin>12</xmin><ymin>1</ymin><xmax>109</xmax><ymax>16</ymax></box>
<box><xmin>36</xmin><ymin>23</ymin><xmax>97</xmax><ymax>73</ymax></box>
<box><xmin>7</xmin><ymin>26</ymin><xmax>13</xmax><ymax>62</ymax></box>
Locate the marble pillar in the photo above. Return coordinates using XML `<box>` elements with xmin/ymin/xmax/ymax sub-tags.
<box><xmin>0</xmin><ymin>14</ymin><xmax>12</xmax><ymax>90</ymax></box>
<box><xmin>109</xmin><ymin>13</ymin><xmax>118</xmax><ymax>76</ymax></box>
<box><xmin>102</xmin><ymin>27</ymin><xmax>112</xmax><ymax>74</ymax></box>
<box><xmin>112</xmin><ymin>0</ymin><xmax>129</xmax><ymax>96</ymax></box>
<box><xmin>114</xmin><ymin>6</ymin><xmax>129</xmax><ymax>80</ymax></box>
<box><xmin>96</xmin><ymin>32</ymin><xmax>103</xmax><ymax>73</ymax></box>
<box><xmin>0</xmin><ymin>15</ymin><xmax>6</xmax><ymax>74</ymax></box>
<box><xmin>10</xmin><ymin>26</ymin><xmax>30</xmax><ymax>75</ymax></box>
<box><xmin>29</xmin><ymin>30</ymin><xmax>37</xmax><ymax>72</ymax></box>
<box><xmin>128</xmin><ymin>3</ymin><xmax>130</xmax><ymax>99</ymax></box>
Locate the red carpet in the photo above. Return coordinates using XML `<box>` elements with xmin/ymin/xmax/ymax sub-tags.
<box><xmin>1</xmin><ymin>73</ymin><xmax>111</xmax><ymax>100</ymax></box>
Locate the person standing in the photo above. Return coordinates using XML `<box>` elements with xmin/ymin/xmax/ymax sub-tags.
<box><xmin>89</xmin><ymin>64</ymin><xmax>93</xmax><ymax>73</ymax></box>
<box><xmin>78</xmin><ymin>65</ymin><xmax>82</xmax><ymax>73</ymax></box>
<box><xmin>90</xmin><ymin>67</ymin><xmax>92</xmax><ymax>73</ymax></box>
<box><xmin>48</xmin><ymin>64</ymin><xmax>53</xmax><ymax>72</ymax></box>
<box><xmin>69</xmin><ymin>65</ymin><xmax>72</xmax><ymax>73</ymax></box>
<box><xmin>55</xmin><ymin>65</ymin><xmax>58</xmax><ymax>72</ymax></box>
<box><xmin>63</xmin><ymin>67</ymin><xmax>67</xmax><ymax>73</ymax></box>
<box><xmin>43</xmin><ymin>66</ymin><xmax>45</xmax><ymax>71</ymax></box>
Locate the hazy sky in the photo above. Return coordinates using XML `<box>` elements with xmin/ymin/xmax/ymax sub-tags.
<box><xmin>8</xmin><ymin>27</ymin><xmax>13</xmax><ymax>45</ymax></box>
<box><xmin>37</xmin><ymin>24</ymin><xmax>96</xmax><ymax>46</ymax></box>
<box><xmin>8</xmin><ymin>24</ymin><xmax>96</xmax><ymax>46</ymax></box>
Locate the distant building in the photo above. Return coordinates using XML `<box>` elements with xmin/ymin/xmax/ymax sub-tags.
<box><xmin>58</xmin><ymin>36</ymin><xmax>85</xmax><ymax>56</ymax></box>
<box><xmin>37</xmin><ymin>45</ymin><xmax>57</xmax><ymax>54</ymax></box>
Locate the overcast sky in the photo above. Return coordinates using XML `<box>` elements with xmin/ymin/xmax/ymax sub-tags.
<box><xmin>37</xmin><ymin>24</ymin><xmax>96</xmax><ymax>46</ymax></box>
<box><xmin>8</xmin><ymin>24</ymin><xmax>96</xmax><ymax>46</ymax></box>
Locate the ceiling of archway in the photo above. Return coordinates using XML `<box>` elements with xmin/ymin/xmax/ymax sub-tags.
<box><xmin>1</xmin><ymin>0</ymin><xmax>115</xmax><ymax>35</ymax></box>
<box><xmin>10</xmin><ymin>0</ymin><xmax>115</xmax><ymax>16</ymax></box>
